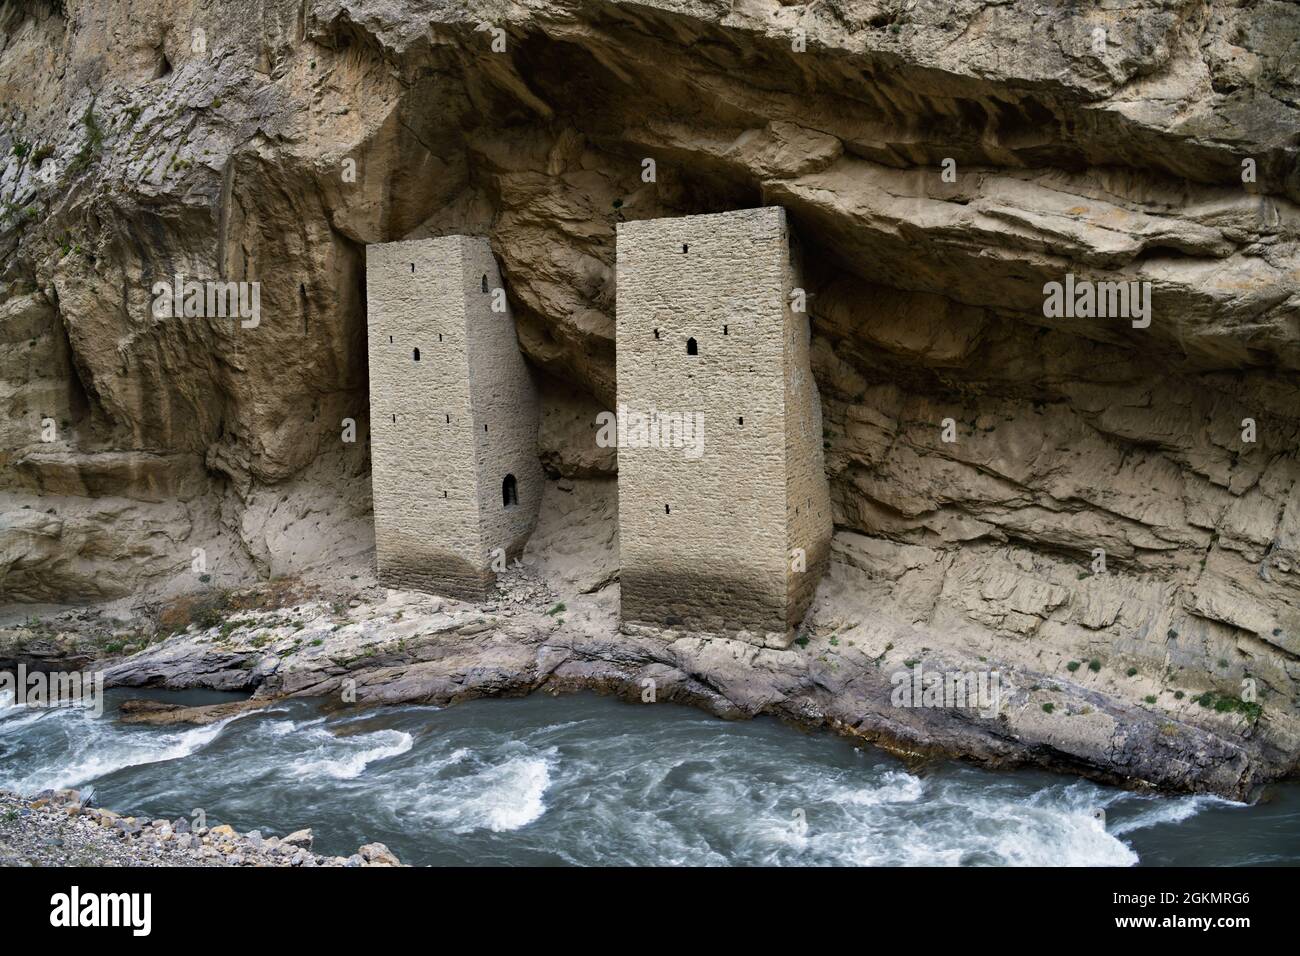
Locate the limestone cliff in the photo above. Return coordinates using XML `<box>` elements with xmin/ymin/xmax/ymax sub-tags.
<box><xmin>1</xmin><ymin>0</ymin><xmax>1297</xmax><ymax>786</ymax></box>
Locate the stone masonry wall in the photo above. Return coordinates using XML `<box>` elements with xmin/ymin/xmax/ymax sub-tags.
<box><xmin>462</xmin><ymin>238</ymin><xmax>545</xmax><ymax>566</ymax></box>
<box><xmin>617</xmin><ymin>207</ymin><xmax>823</xmax><ymax>642</ymax></box>
<box><xmin>366</xmin><ymin>236</ymin><xmax>541</xmax><ymax>600</ymax></box>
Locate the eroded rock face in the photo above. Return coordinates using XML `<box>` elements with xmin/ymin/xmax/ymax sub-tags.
<box><xmin>0</xmin><ymin>1</ymin><xmax>1297</xmax><ymax>778</ymax></box>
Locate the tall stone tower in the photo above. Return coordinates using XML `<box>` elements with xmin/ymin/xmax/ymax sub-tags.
<box><xmin>365</xmin><ymin>235</ymin><xmax>543</xmax><ymax>600</ymax></box>
<box><xmin>615</xmin><ymin>206</ymin><xmax>832</xmax><ymax>646</ymax></box>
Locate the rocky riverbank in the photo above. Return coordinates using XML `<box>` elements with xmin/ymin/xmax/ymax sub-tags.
<box><xmin>4</xmin><ymin>542</ymin><xmax>1291</xmax><ymax>804</ymax></box>
<box><xmin>0</xmin><ymin>788</ymin><xmax>403</xmax><ymax>868</ymax></box>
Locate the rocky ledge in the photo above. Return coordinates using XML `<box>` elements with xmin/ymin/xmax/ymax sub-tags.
<box><xmin>0</xmin><ymin>788</ymin><xmax>403</xmax><ymax>867</ymax></box>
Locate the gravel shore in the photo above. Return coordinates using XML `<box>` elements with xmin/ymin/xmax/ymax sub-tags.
<box><xmin>0</xmin><ymin>788</ymin><xmax>403</xmax><ymax>867</ymax></box>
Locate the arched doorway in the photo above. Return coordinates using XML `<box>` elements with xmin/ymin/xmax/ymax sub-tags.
<box><xmin>502</xmin><ymin>474</ymin><xmax>518</xmax><ymax>508</ymax></box>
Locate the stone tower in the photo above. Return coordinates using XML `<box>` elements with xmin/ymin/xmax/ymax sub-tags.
<box><xmin>365</xmin><ymin>235</ymin><xmax>543</xmax><ymax>600</ymax></box>
<box><xmin>615</xmin><ymin>206</ymin><xmax>832</xmax><ymax>646</ymax></box>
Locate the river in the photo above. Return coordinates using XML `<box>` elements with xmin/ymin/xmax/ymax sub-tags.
<box><xmin>1</xmin><ymin>687</ymin><xmax>1296</xmax><ymax>866</ymax></box>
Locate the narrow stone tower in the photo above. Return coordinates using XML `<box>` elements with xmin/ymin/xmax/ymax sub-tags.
<box><xmin>365</xmin><ymin>236</ymin><xmax>543</xmax><ymax>600</ymax></box>
<box><xmin>615</xmin><ymin>206</ymin><xmax>832</xmax><ymax>646</ymax></box>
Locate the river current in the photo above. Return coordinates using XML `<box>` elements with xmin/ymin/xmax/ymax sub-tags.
<box><xmin>2</xmin><ymin>688</ymin><xmax>1296</xmax><ymax>866</ymax></box>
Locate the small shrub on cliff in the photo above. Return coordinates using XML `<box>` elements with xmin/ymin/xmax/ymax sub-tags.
<box><xmin>1041</xmin><ymin>702</ymin><xmax>1055</xmax><ymax>714</ymax></box>
<box><xmin>1066</xmin><ymin>661</ymin><xmax>1080</xmax><ymax>672</ymax></box>
<box><xmin>1212</xmin><ymin>696</ymin><xmax>1262</xmax><ymax>721</ymax></box>
<box><xmin>547</xmin><ymin>603</ymin><xmax>566</xmax><ymax>616</ymax></box>
<box><xmin>1144</xmin><ymin>695</ymin><xmax>1157</xmax><ymax>704</ymax></box>
<box><xmin>1088</xmin><ymin>659</ymin><xmax>1101</xmax><ymax>672</ymax></box>
<box><xmin>69</xmin><ymin>104</ymin><xmax>105</xmax><ymax>173</ymax></box>
<box><xmin>1126</xmin><ymin>667</ymin><xmax>1138</xmax><ymax>677</ymax></box>
<box><xmin>186</xmin><ymin>611</ymin><xmax>213</xmax><ymax>632</ymax></box>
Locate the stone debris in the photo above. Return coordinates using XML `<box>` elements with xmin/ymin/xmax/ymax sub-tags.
<box><xmin>0</xmin><ymin>789</ymin><xmax>404</xmax><ymax>868</ymax></box>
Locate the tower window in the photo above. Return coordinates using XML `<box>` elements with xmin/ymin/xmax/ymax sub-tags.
<box><xmin>502</xmin><ymin>474</ymin><xmax>518</xmax><ymax>508</ymax></box>
<box><xmin>389</xmin><ymin>335</ymin><xmax>393</xmax><ymax>344</ymax></box>
<box><xmin>445</xmin><ymin>414</ymin><xmax>450</xmax><ymax>423</ymax></box>
<box><xmin>686</xmin><ymin>337</ymin><xmax>698</xmax><ymax>356</ymax></box>
<box><xmin>653</xmin><ymin>329</ymin><xmax>659</xmax><ymax>340</ymax></box>
<box><xmin>413</xmin><ymin>347</ymin><xmax>420</xmax><ymax>361</ymax></box>
<box><xmin>481</xmin><ymin>274</ymin><xmax>488</xmax><ymax>293</ymax></box>
<box><xmin>665</xmin><ymin>504</ymin><xmax>671</xmax><ymax>514</ymax></box>
<box><xmin>723</xmin><ymin>324</ymin><xmax>728</xmax><ymax>335</ymax></box>
<box><xmin>738</xmin><ymin>416</ymin><xmax>743</xmax><ymax>425</ymax></box>
<box><xmin>681</xmin><ymin>244</ymin><xmax>688</xmax><ymax>253</ymax></box>
<box><xmin>484</xmin><ymin>424</ymin><xmax>488</xmax><ymax>432</ymax></box>
<box><xmin>391</xmin><ymin>414</ymin><xmax>396</xmax><ymax>423</ymax></box>
<box><xmin>410</xmin><ymin>263</ymin><xmax>414</xmax><ymax>273</ymax></box>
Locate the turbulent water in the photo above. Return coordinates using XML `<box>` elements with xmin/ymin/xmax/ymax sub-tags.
<box><xmin>1</xmin><ymin>687</ymin><xmax>1297</xmax><ymax>866</ymax></box>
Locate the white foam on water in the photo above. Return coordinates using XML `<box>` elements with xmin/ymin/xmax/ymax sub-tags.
<box><xmin>286</xmin><ymin>727</ymin><xmax>413</xmax><ymax>780</ymax></box>
<box><xmin>709</xmin><ymin>765</ymin><xmax>1148</xmax><ymax>867</ymax></box>
<box><xmin>413</xmin><ymin>752</ymin><xmax>554</xmax><ymax>834</ymax></box>
<box><xmin>0</xmin><ymin>706</ymin><xmax>51</xmax><ymax>735</ymax></box>
<box><xmin>4</xmin><ymin>708</ymin><xmax>256</xmax><ymax>794</ymax></box>
<box><xmin>474</xmin><ymin>757</ymin><xmax>551</xmax><ymax>832</ymax></box>
<box><xmin>1109</xmin><ymin>793</ymin><xmax>1239</xmax><ymax>836</ymax></box>
<box><xmin>260</xmin><ymin>715</ymin><xmax>325</xmax><ymax>738</ymax></box>
<box><xmin>838</xmin><ymin>769</ymin><xmax>926</xmax><ymax>807</ymax></box>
